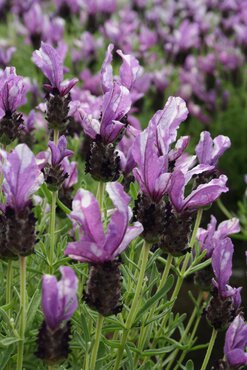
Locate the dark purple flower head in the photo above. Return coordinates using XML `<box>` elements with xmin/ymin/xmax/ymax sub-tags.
<box><xmin>197</xmin><ymin>216</ymin><xmax>240</xmax><ymax>257</ymax></box>
<box><xmin>42</xmin><ymin>266</ymin><xmax>78</xmax><ymax>330</ymax></box>
<box><xmin>2</xmin><ymin>144</ymin><xmax>44</xmax><ymax>212</ymax></box>
<box><xmin>196</xmin><ymin>131</ymin><xmax>231</xmax><ymax>167</ymax></box>
<box><xmin>224</xmin><ymin>315</ymin><xmax>247</xmax><ymax>368</ymax></box>
<box><xmin>169</xmin><ymin>170</ymin><xmax>228</xmax><ymax>213</ymax></box>
<box><xmin>65</xmin><ymin>182</ymin><xmax>143</xmax><ymax>263</ymax></box>
<box><xmin>81</xmin><ymin>82</ymin><xmax>131</xmax><ymax>144</ymax></box>
<box><xmin>48</xmin><ymin>135</ymin><xmax>73</xmax><ymax>167</ymax></box>
<box><xmin>0</xmin><ymin>67</ymin><xmax>28</xmax><ymax>118</ymax></box>
<box><xmin>32</xmin><ymin>42</ymin><xmax>78</xmax><ymax>96</ymax></box>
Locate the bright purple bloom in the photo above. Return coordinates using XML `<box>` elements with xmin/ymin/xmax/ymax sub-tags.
<box><xmin>32</xmin><ymin>42</ymin><xmax>78</xmax><ymax>96</ymax></box>
<box><xmin>48</xmin><ymin>135</ymin><xmax>73</xmax><ymax>167</ymax></box>
<box><xmin>2</xmin><ymin>144</ymin><xmax>44</xmax><ymax>212</ymax></box>
<box><xmin>65</xmin><ymin>182</ymin><xmax>143</xmax><ymax>263</ymax></box>
<box><xmin>224</xmin><ymin>315</ymin><xmax>247</xmax><ymax>368</ymax></box>
<box><xmin>81</xmin><ymin>82</ymin><xmax>131</xmax><ymax>144</ymax></box>
<box><xmin>0</xmin><ymin>42</ymin><xmax>16</xmax><ymax>68</ymax></box>
<box><xmin>196</xmin><ymin>131</ymin><xmax>231</xmax><ymax>167</ymax></box>
<box><xmin>42</xmin><ymin>266</ymin><xmax>78</xmax><ymax>330</ymax></box>
<box><xmin>169</xmin><ymin>171</ymin><xmax>228</xmax><ymax>213</ymax></box>
<box><xmin>0</xmin><ymin>67</ymin><xmax>28</xmax><ymax>119</ymax></box>
<box><xmin>61</xmin><ymin>158</ymin><xmax>78</xmax><ymax>189</ymax></box>
<box><xmin>117</xmin><ymin>125</ymin><xmax>140</xmax><ymax>176</ymax></box>
<box><xmin>197</xmin><ymin>216</ymin><xmax>240</xmax><ymax>257</ymax></box>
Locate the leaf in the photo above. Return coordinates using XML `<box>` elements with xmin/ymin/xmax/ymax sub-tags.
<box><xmin>0</xmin><ymin>337</ymin><xmax>20</xmax><ymax>346</ymax></box>
<box><xmin>26</xmin><ymin>289</ymin><xmax>41</xmax><ymax>331</ymax></box>
<box><xmin>181</xmin><ymin>360</ymin><xmax>194</xmax><ymax>370</ymax></box>
<box><xmin>0</xmin><ymin>346</ymin><xmax>14</xmax><ymax>368</ymax></box>
<box><xmin>135</xmin><ymin>275</ymin><xmax>174</xmax><ymax>322</ymax></box>
<box><xmin>125</xmin><ymin>344</ymin><xmax>134</xmax><ymax>370</ymax></box>
<box><xmin>57</xmin><ymin>198</ymin><xmax>71</xmax><ymax>215</ymax></box>
<box><xmin>129</xmin><ymin>181</ymin><xmax>138</xmax><ymax>201</ymax></box>
<box><xmin>40</xmin><ymin>183</ymin><xmax>52</xmax><ymax>203</ymax></box>
<box><xmin>141</xmin><ymin>345</ymin><xmax>174</xmax><ymax>356</ymax></box>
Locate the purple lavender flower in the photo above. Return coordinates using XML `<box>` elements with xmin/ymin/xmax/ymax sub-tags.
<box><xmin>65</xmin><ymin>182</ymin><xmax>143</xmax><ymax>263</ymax></box>
<box><xmin>224</xmin><ymin>315</ymin><xmax>247</xmax><ymax>368</ymax></box>
<box><xmin>206</xmin><ymin>237</ymin><xmax>242</xmax><ymax>330</ymax></box>
<box><xmin>2</xmin><ymin>144</ymin><xmax>44</xmax><ymax>212</ymax></box>
<box><xmin>61</xmin><ymin>158</ymin><xmax>78</xmax><ymax>190</ymax></box>
<box><xmin>32</xmin><ymin>42</ymin><xmax>78</xmax><ymax>97</ymax></box>
<box><xmin>169</xmin><ymin>171</ymin><xmax>228</xmax><ymax>213</ymax></box>
<box><xmin>197</xmin><ymin>216</ymin><xmax>240</xmax><ymax>257</ymax></box>
<box><xmin>65</xmin><ymin>182</ymin><xmax>143</xmax><ymax>316</ymax></box>
<box><xmin>41</xmin><ymin>266</ymin><xmax>78</xmax><ymax>330</ymax></box>
<box><xmin>0</xmin><ymin>67</ymin><xmax>28</xmax><ymax>119</ymax></box>
<box><xmin>196</xmin><ymin>131</ymin><xmax>231</xmax><ymax>167</ymax></box>
<box><xmin>36</xmin><ymin>266</ymin><xmax>78</xmax><ymax>364</ymax></box>
<box><xmin>0</xmin><ymin>42</ymin><xmax>16</xmax><ymax>69</ymax></box>
<box><xmin>48</xmin><ymin>135</ymin><xmax>73</xmax><ymax>167</ymax></box>
<box><xmin>1</xmin><ymin>144</ymin><xmax>43</xmax><ymax>257</ymax></box>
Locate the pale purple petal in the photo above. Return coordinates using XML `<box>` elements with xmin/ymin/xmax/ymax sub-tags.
<box><xmin>117</xmin><ymin>49</ymin><xmax>141</xmax><ymax>90</ymax></box>
<box><xmin>69</xmin><ymin>189</ymin><xmax>105</xmax><ymax>247</ymax></box>
<box><xmin>57</xmin><ymin>266</ymin><xmax>78</xmax><ymax>322</ymax></box>
<box><xmin>182</xmin><ymin>175</ymin><xmax>229</xmax><ymax>211</ymax></box>
<box><xmin>224</xmin><ymin>315</ymin><xmax>247</xmax><ymax>367</ymax></box>
<box><xmin>196</xmin><ymin>131</ymin><xmax>231</xmax><ymax>166</ymax></box>
<box><xmin>169</xmin><ymin>170</ymin><xmax>186</xmax><ymax>213</ymax></box>
<box><xmin>212</xmin><ymin>237</ymin><xmax>233</xmax><ymax>293</ymax></box>
<box><xmin>150</xmin><ymin>96</ymin><xmax>188</xmax><ymax>155</ymax></box>
<box><xmin>216</xmin><ymin>218</ymin><xmax>240</xmax><ymax>239</ymax></box>
<box><xmin>48</xmin><ymin>135</ymin><xmax>73</xmax><ymax>166</ymax></box>
<box><xmin>112</xmin><ymin>222</ymin><xmax>143</xmax><ymax>257</ymax></box>
<box><xmin>42</xmin><ymin>275</ymin><xmax>59</xmax><ymax>329</ymax></box>
<box><xmin>169</xmin><ymin>136</ymin><xmax>190</xmax><ymax>162</ymax></box>
<box><xmin>32</xmin><ymin>42</ymin><xmax>63</xmax><ymax>89</ymax></box>
<box><xmin>62</xmin><ymin>158</ymin><xmax>78</xmax><ymax>189</ymax></box>
<box><xmin>2</xmin><ymin>144</ymin><xmax>44</xmax><ymax>211</ymax></box>
<box><xmin>65</xmin><ymin>239</ymin><xmax>105</xmax><ymax>263</ymax></box>
<box><xmin>101</xmin><ymin>43</ymin><xmax>114</xmax><ymax>93</ymax></box>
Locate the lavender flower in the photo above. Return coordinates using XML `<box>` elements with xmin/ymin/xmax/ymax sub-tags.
<box><xmin>196</xmin><ymin>131</ymin><xmax>231</xmax><ymax>167</ymax></box>
<box><xmin>36</xmin><ymin>266</ymin><xmax>78</xmax><ymax>364</ymax></box>
<box><xmin>206</xmin><ymin>237</ymin><xmax>242</xmax><ymax>330</ymax></box>
<box><xmin>32</xmin><ymin>42</ymin><xmax>77</xmax><ymax>97</ymax></box>
<box><xmin>224</xmin><ymin>315</ymin><xmax>247</xmax><ymax>368</ymax></box>
<box><xmin>65</xmin><ymin>182</ymin><xmax>143</xmax><ymax>316</ymax></box>
<box><xmin>32</xmin><ymin>42</ymin><xmax>78</xmax><ymax>132</ymax></box>
<box><xmin>1</xmin><ymin>144</ymin><xmax>43</xmax><ymax>257</ymax></box>
<box><xmin>44</xmin><ymin>135</ymin><xmax>73</xmax><ymax>191</ymax></box>
<box><xmin>0</xmin><ymin>41</ymin><xmax>16</xmax><ymax>69</ymax></box>
<box><xmin>0</xmin><ymin>67</ymin><xmax>28</xmax><ymax>143</ymax></box>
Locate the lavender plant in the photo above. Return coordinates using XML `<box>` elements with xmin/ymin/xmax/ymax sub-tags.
<box><xmin>0</xmin><ymin>2</ymin><xmax>246</xmax><ymax>370</ymax></box>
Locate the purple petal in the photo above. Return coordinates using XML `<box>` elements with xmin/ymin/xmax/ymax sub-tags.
<box><xmin>42</xmin><ymin>275</ymin><xmax>59</xmax><ymax>330</ymax></box>
<box><xmin>224</xmin><ymin>315</ymin><xmax>247</xmax><ymax>366</ymax></box>
<box><xmin>65</xmin><ymin>239</ymin><xmax>106</xmax><ymax>263</ymax></box>
<box><xmin>101</xmin><ymin>43</ymin><xmax>114</xmax><ymax>93</ymax></box>
<box><xmin>62</xmin><ymin>159</ymin><xmax>78</xmax><ymax>189</ymax></box>
<box><xmin>104</xmin><ymin>182</ymin><xmax>131</xmax><ymax>257</ymax></box>
<box><xmin>57</xmin><ymin>266</ymin><xmax>78</xmax><ymax>322</ymax></box>
<box><xmin>59</xmin><ymin>78</ymin><xmax>78</xmax><ymax>96</ymax></box>
<box><xmin>169</xmin><ymin>136</ymin><xmax>190</xmax><ymax>162</ymax></box>
<box><xmin>2</xmin><ymin>144</ymin><xmax>44</xmax><ymax>211</ymax></box>
<box><xmin>48</xmin><ymin>135</ymin><xmax>73</xmax><ymax>166</ymax></box>
<box><xmin>150</xmin><ymin>96</ymin><xmax>188</xmax><ymax>155</ymax></box>
<box><xmin>69</xmin><ymin>189</ymin><xmax>105</xmax><ymax>247</ymax></box>
<box><xmin>169</xmin><ymin>170</ymin><xmax>186</xmax><ymax>213</ymax></box>
<box><xmin>196</xmin><ymin>131</ymin><xmax>231</xmax><ymax>166</ymax></box>
<box><xmin>117</xmin><ymin>49</ymin><xmax>141</xmax><ymax>90</ymax></box>
<box><xmin>32</xmin><ymin>42</ymin><xmax>63</xmax><ymax>90</ymax></box>
<box><xmin>112</xmin><ymin>222</ymin><xmax>143</xmax><ymax>257</ymax></box>
<box><xmin>100</xmin><ymin>83</ymin><xmax>131</xmax><ymax>143</ymax></box>
<box><xmin>212</xmin><ymin>237</ymin><xmax>233</xmax><ymax>293</ymax></box>
<box><xmin>182</xmin><ymin>175</ymin><xmax>229</xmax><ymax>211</ymax></box>
<box><xmin>216</xmin><ymin>218</ymin><xmax>240</xmax><ymax>239</ymax></box>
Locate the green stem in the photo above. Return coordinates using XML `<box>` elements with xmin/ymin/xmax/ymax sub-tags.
<box><xmin>16</xmin><ymin>256</ymin><xmax>26</xmax><ymax>370</ymax></box>
<box><xmin>90</xmin><ymin>314</ymin><xmax>104</xmax><ymax>370</ymax></box>
<box><xmin>156</xmin><ymin>209</ymin><xmax>203</xmax><ymax>341</ymax></box>
<box><xmin>49</xmin><ymin>190</ymin><xmax>57</xmax><ymax>274</ymax></box>
<box><xmin>53</xmin><ymin>129</ymin><xmax>59</xmax><ymax>145</ymax></box>
<box><xmin>113</xmin><ymin>241</ymin><xmax>150</xmax><ymax>370</ymax></box>
<box><xmin>166</xmin><ymin>292</ymin><xmax>203</xmax><ymax>370</ymax></box>
<box><xmin>134</xmin><ymin>254</ymin><xmax>173</xmax><ymax>366</ymax></box>
<box><xmin>200</xmin><ymin>329</ymin><xmax>217</xmax><ymax>370</ymax></box>
<box><xmin>96</xmin><ymin>182</ymin><xmax>105</xmax><ymax>211</ymax></box>
<box><xmin>217</xmin><ymin>199</ymin><xmax>232</xmax><ymax>219</ymax></box>
<box><xmin>6</xmin><ymin>260</ymin><xmax>13</xmax><ymax>317</ymax></box>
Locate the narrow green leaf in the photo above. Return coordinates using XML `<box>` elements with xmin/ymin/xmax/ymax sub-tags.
<box><xmin>141</xmin><ymin>345</ymin><xmax>174</xmax><ymax>356</ymax></box>
<box><xmin>0</xmin><ymin>337</ymin><xmax>20</xmax><ymax>346</ymax></box>
<box><xmin>181</xmin><ymin>359</ymin><xmax>194</xmax><ymax>370</ymax></box>
<box><xmin>26</xmin><ymin>289</ymin><xmax>41</xmax><ymax>331</ymax></box>
<box><xmin>136</xmin><ymin>275</ymin><xmax>174</xmax><ymax>321</ymax></box>
<box><xmin>57</xmin><ymin>198</ymin><xmax>71</xmax><ymax>215</ymax></box>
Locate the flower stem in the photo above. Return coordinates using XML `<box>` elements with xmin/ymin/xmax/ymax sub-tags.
<box><xmin>90</xmin><ymin>314</ymin><xmax>104</xmax><ymax>370</ymax></box>
<box><xmin>113</xmin><ymin>241</ymin><xmax>150</xmax><ymax>370</ymax></box>
<box><xmin>134</xmin><ymin>254</ymin><xmax>173</xmax><ymax>366</ymax></box>
<box><xmin>6</xmin><ymin>260</ymin><xmax>13</xmax><ymax>317</ymax></box>
<box><xmin>96</xmin><ymin>182</ymin><xmax>105</xmax><ymax>211</ymax></box>
<box><xmin>16</xmin><ymin>256</ymin><xmax>26</xmax><ymax>370</ymax></box>
<box><xmin>166</xmin><ymin>292</ymin><xmax>203</xmax><ymax>370</ymax></box>
<box><xmin>49</xmin><ymin>190</ymin><xmax>57</xmax><ymax>274</ymax></box>
<box><xmin>200</xmin><ymin>328</ymin><xmax>217</xmax><ymax>370</ymax></box>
